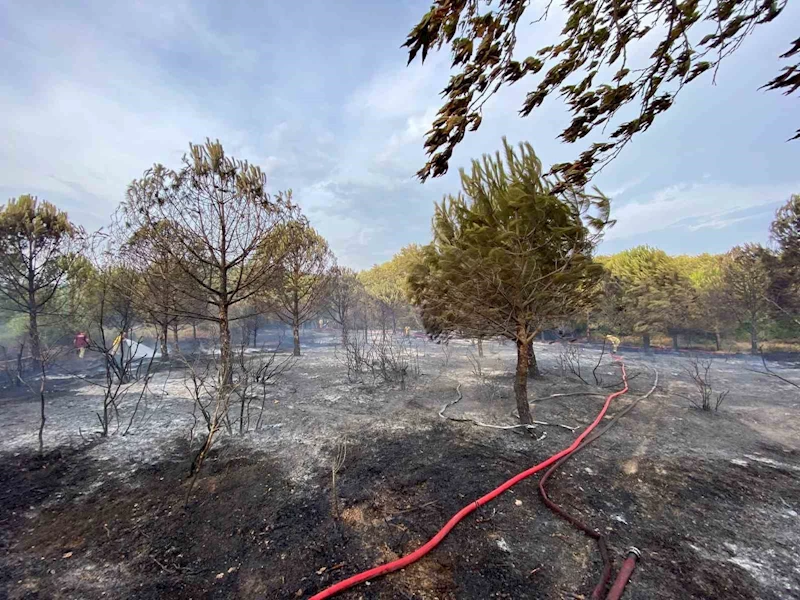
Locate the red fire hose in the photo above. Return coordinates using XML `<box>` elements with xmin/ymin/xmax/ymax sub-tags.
<box><xmin>539</xmin><ymin>365</ymin><xmax>657</xmax><ymax>599</ymax></box>
<box><xmin>606</xmin><ymin>547</ymin><xmax>641</xmax><ymax>600</ymax></box>
<box><xmin>308</xmin><ymin>358</ymin><xmax>630</xmax><ymax>600</ymax></box>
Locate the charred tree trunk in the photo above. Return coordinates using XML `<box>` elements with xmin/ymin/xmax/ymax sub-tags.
<box><xmin>527</xmin><ymin>340</ymin><xmax>541</xmax><ymax>378</ymax></box>
<box><xmin>192</xmin><ymin>322</ymin><xmax>197</xmax><ymax>343</ymax></box>
<box><xmin>642</xmin><ymin>333</ymin><xmax>651</xmax><ymax>353</ymax></box>
<box><xmin>172</xmin><ymin>323</ymin><xmax>180</xmax><ymax>353</ymax></box>
<box><xmin>477</xmin><ymin>337</ymin><xmax>484</xmax><ymax>358</ymax></box>
<box><xmin>671</xmin><ymin>332</ymin><xmax>679</xmax><ymax>351</ymax></box>
<box><xmin>714</xmin><ymin>330</ymin><xmax>721</xmax><ymax>351</ymax></box>
<box><xmin>252</xmin><ymin>319</ymin><xmax>258</xmax><ymax>348</ymax></box>
<box><xmin>750</xmin><ymin>325</ymin><xmax>758</xmax><ymax>355</ymax></box>
<box><xmin>514</xmin><ymin>334</ymin><xmax>533</xmax><ymax>425</ymax></box>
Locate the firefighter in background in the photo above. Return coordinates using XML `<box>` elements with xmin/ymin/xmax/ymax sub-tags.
<box><xmin>112</xmin><ymin>330</ymin><xmax>129</xmax><ymax>367</ymax></box>
<box><xmin>111</xmin><ymin>331</ymin><xmax>124</xmax><ymax>355</ymax></box>
<box><xmin>606</xmin><ymin>334</ymin><xmax>621</xmax><ymax>353</ymax></box>
<box><xmin>74</xmin><ymin>332</ymin><xmax>89</xmax><ymax>359</ymax></box>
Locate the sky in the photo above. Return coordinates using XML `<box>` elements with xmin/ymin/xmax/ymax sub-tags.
<box><xmin>1</xmin><ymin>0</ymin><xmax>798</xmax><ymax>270</ymax></box>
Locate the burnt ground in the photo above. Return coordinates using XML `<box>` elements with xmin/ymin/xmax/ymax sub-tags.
<box><xmin>1</xmin><ymin>334</ymin><xmax>799</xmax><ymax>599</ymax></box>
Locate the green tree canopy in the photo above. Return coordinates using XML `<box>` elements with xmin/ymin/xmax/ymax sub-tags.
<box><xmin>409</xmin><ymin>138</ymin><xmax>609</xmax><ymax>423</ymax></box>
<box><xmin>0</xmin><ymin>195</ymin><xmax>84</xmax><ymax>364</ymax></box>
<box><xmin>359</xmin><ymin>244</ymin><xmax>424</xmax><ymax>335</ymax></box>
<box><xmin>768</xmin><ymin>193</ymin><xmax>800</xmax><ymax>319</ymax></box>
<box><xmin>601</xmin><ymin>245</ymin><xmax>694</xmax><ymax>350</ymax></box>
<box><xmin>720</xmin><ymin>243</ymin><xmax>771</xmax><ymax>353</ymax></box>
<box><xmin>404</xmin><ymin>0</ymin><xmax>795</xmax><ymax>187</ymax></box>
<box><xmin>261</xmin><ymin>219</ymin><xmax>334</xmax><ymax>356</ymax></box>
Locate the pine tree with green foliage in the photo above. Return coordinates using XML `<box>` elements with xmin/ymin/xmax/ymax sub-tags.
<box><xmin>602</xmin><ymin>246</ymin><xmax>694</xmax><ymax>351</ymax></box>
<box><xmin>404</xmin><ymin>0</ymin><xmax>794</xmax><ymax>186</ymax></box>
<box><xmin>409</xmin><ymin>139</ymin><xmax>609</xmax><ymax>424</ymax></box>
<box><xmin>676</xmin><ymin>253</ymin><xmax>734</xmax><ymax>350</ymax></box>
<box><xmin>123</xmin><ymin>140</ymin><xmax>295</xmax><ymax>476</ymax></box>
<box><xmin>0</xmin><ymin>195</ymin><xmax>84</xmax><ymax>453</ymax></box>
<box><xmin>359</xmin><ymin>244</ymin><xmax>424</xmax><ymax>337</ymax></box>
<box><xmin>263</xmin><ymin>219</ymin><xmax>334</xmax><ymax>356</ymax></box>
<box><xmin>768</xmin><ymin>194</ymin><xmax>800</xmax><ymax>322</ymax></box>
<box><xmin>721</xmin><ymin>244</ymin><xmax>772</xmax><ymax>354</ymax></box>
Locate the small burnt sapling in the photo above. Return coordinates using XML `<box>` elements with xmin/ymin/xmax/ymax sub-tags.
<box><xmin>680</xmin><ymin>356</ymin><xmax>729</xmax><ymax>412</ymax></box>
<box><xmin>81</xmin><ymin>246</ymin><xmax>157</xmax><ymax>438</ymax></box>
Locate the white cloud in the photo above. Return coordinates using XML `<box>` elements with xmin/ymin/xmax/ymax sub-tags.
<box><xmin>0</xmin><ymin>76</ymin><xmax>240</xmax><ymax>229</ymax></box>
<box><xmin>3</xmin><ymin>0</ymin><xmax>799</xmax><ymax>270</ymax></box>
<box><xmin>605</xmin><ymin>181</ymin><xmax>799</xmax><ymax>241</ymax></box>
<box><xmin>604</xmin><ymin>176</ymin><xmax>647</xmax><ymax>199</ymax></box>
<box><xmin>348</xmin><ymin>56</ymin><xmax>446</xmax><ymax>120</ymax></box>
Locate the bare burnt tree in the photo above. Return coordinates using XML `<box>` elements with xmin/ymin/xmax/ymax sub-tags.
<box><xmin>557</xmin><ymin>343</ymin><xmax>590</xmax><ymax>385</ymax></box>
<box><xmin>82</xmin><ymin>242</ymin><xmax>156</xmax><ymax>437</ymax></box>
<box><xmin>680</xmin><ymin>356</ymin><xmax>729</xmax><ymax>412</ymax></box>
<box><xmin>336</xmin><ymin>331</ymin><xmax>420</xmax><ymax>389</ymax></box>
<box><xmin>232</xmin><ymin>340</ymin><xmax>295</xmax><ymax>435</ymax></box>
<box><xmin>122</xmin><ymin>139</ymin><xmax>295</xmax><ymax>476</ymax></box>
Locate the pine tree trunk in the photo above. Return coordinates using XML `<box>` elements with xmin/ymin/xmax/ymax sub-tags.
<box><xmin>38</xmin><ymin>361</ymin><xmax>46</xmax><ymax>455</ymax></box>
<box><xmin>252</xmin><ymin>321</ymin><xmax>258</xmax><ymax>348</ymax></box>
<box><xmin>172</xmin><ymin>323</ymin><xmax>180</xmax><ymax>352</ymax></box>
<box><xmin>219</xmin><ymin>306</ymin><xmax>233</xmax><ymax>386</ymax></box>
<box><xmin>527</xmin><ymin>340</ymin><xmax>540</xmax><ymax>378</ymax></box>
<box><xmin>160</xmin><ymin>321</ymin><xmax>169</xmax><ymax>359</ymax></box>
<box><xmin>15</xmin><ymin>339</ymin><xmax>25</xmax><ymax>387</ymax></box>
<box><xmin>293</xmin><ymin>322</ymin><xmax>301</xmax><ymax>356</ymax></box>
<box><xmin>642</xmin><ymin>333</ymin><xmax>651</xmax><ymax>353</ymax></box>
<box><xmin>192</xmin><ymin>322</ymin><xmax>197</xmax><ymax>343</ymax></box>
<box><xmin>28</xmin><ymin>310</ymin><xmax>41</xmax><ymax>373</ymax></box>
<box><xmin>477</xmin><ymin>337</ymin><xmax>484</xmax><ymax>358</ymax></box>
<box><xmin>671</xmin><ymin>332</ymin><xmax>679</xmax><ymax>351</ymax></box>
<box><xmin>750</xmin><ymin>326</ymin><xmax>758</xmax><ymax>354</ymax></box>
<box><xmin>27</xmin><ymin>257</ymin><xmax>42</xmax><ymax>373</ymax></box>
<box><xmin>514</xmin><ymin>335</ymin><xmax>533</xmax><ymax>425</ymax></box>
<box><xmin>715</xmin><ymin>330</ymin><xmax>721</xmax><ymax>351</ymax></box>
<box><xmin>292</xmin><ymin>289</ymin><xmax>301</xmax><ymax>356</ymax></box>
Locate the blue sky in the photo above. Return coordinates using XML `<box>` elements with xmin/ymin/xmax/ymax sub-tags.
<box><xmin>1</xmin><ymin>0</ymin><xmax>798</xmax><ymax>269</ymax></box>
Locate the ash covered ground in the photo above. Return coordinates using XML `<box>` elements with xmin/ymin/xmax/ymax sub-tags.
<box><xmin>2</xmin><ymin>332</ymin><xmax>799</xmax><ymax>599</ymax></box>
